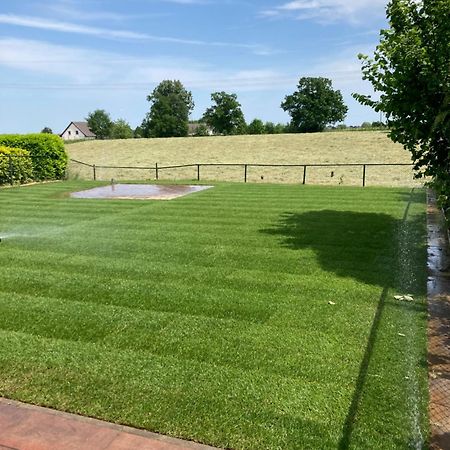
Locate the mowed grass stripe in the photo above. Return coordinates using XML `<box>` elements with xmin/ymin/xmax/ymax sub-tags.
<box><xmin>2</xmin><ymin>219</ymin><xmax>397</xmax><ymax>264</ymax></box>
<box><xmin>0</xmin><ymin>264</ymin><xmax>382</xmax><ymax>327</ymax></box>
<box><xmin>3</xmin><ymin>224</ymin><xmax>395</xmax><ymax>253</ymax></box>
<box><xmin>0</xmin><ymin>246</ymin><xmax>390</xmax><ymax>287</ymax></box>
<box><xmin>0</xmin><ymin>291</ymin><xmax>368</xmax><ymax>383</ymax></box>
<box><xmin>0</xmin><ymin>328</ymin><xmax>350</xmax><ymax>448</ymax></box>
<box><xmin>0</xmin><ymin>241</ymin><xmax>395</xmax><ymax>292</ymax></box>
<box><xmin>1</xmin><ymin>181</ymin><xmax>413</xmax><ymax>204</ymax></box>
<box><xmin>0</xmin><ymin>181</ymin><xmax>428</xmax><ymax>449</ymax></box>
<box><xmin>1</xmin><ymin>213</ymin><xmax>405</xmax><ymax>244</ymax></box>
<box><xmin>0</xmin><ymin>276</ymin><xmax>379</xmax><ymax>337</ymax></box>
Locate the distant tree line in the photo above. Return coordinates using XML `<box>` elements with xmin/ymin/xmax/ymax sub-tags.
<box><xmin>85</xmin><ymin>110</ymin><xmax>133</xmax><ymax>140</ymax></box>
<box><xmin>329</xmin><ymin>121</ymin><xmax>387</xmax><ymax>131</ymax></box>
<box><xmin>80</xmin><ymin>76</ymin><xmax>382</xmax><ymax>140</ymax></box>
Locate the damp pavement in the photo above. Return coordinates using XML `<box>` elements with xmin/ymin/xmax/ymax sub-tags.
<box><xmin>70</xmin><ymin>184</ymin><xmax>213</xmax><ymax>200</ymax></box>
<box><xmin>0</xmin><ymin>398</ymin><xmax>219</xmax><ymax>450</ymax></box>
<box><xmin>427</xmin><ymin>190</ymin><xmax>450</xmax><ymax>450</ymax></box>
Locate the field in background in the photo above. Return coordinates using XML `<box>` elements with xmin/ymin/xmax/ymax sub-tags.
<box><xmin>0</xmin><ymin>181</ymin><xmax>428</xmax><ymax>448</ymax></box>
<box><xmin>67</xmin><ymin>131</ymin><xmax>421</xmax><ymax>186</ymax></box>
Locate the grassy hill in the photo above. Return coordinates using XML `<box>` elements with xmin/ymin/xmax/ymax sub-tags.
<box><xmin>67</xmin><ymin>131</ymin><xmax>420</xmax><ymax>186</ymax></box>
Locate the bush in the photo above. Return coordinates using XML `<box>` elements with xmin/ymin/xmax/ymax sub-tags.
<box><xmin>0</xmin><ymin>146</ymin><xmax>34</xmax><ymax>185</ymax></box>
<box><xmin>0</xmin><ymin>134</ymin><xmax>68</xmax><ymax>180</ymax></box>
<box><xmin>193</xmin><ymin>123</ymin><xmax>210</xmax><ymax>137</ymax></box>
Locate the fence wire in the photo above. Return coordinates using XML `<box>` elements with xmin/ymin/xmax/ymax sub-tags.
<box><xmin>67</xmin><ymin>159</ymin><xmax>424</xmax><ymax>187</ymax></box>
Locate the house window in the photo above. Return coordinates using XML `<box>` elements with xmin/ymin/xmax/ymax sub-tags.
<box><xmin>68</xmin><ymin>131</ymin><xmax>71</xmax><ymax>135</ymax></box>
<box><xmin>75</xmin><ymin>130</ymin><xmax>79</xmax><ymax>135</ymax></box>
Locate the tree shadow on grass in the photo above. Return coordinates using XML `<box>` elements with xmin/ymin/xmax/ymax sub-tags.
<box><xmin>261</xmin><ymin>209</ymin><xmax>405</xmax><ymax>289</ymax></box>
<box><xmin>260</xmin><ymin>199</ymin><xmax>427</xmax><ymax>448</ymax></box>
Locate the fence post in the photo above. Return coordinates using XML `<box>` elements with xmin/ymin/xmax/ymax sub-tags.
<box><xmin>197</xmin><ymin>164</ymin><xmax>200</xmax><ymax>181</ymax></box>
<box><xmin>8</xmin><ymin>154</ymin><xmax>14</xmax><ymax>186</ymax></box>
<box><xmin>244</xmin><ymin>164</ymin><xmax>248</xmax><ymax>183</ymax></box>
<box><xmin>155</xmin><ymin>162</ymin><xmax>159</xmax><ymax>180</ymax></box>
<box><xmin>362</xmin><ymin>164</ymin><xmax>366</xmax><ymax>187</ymax></box>
<box><xmin>93</xmin><ymin>164</ymin><xmax>96</xmax><ymax>181</ymax></box>
<box><xmin>302</xmin><ymin>165</ymin><xmax>307</xmax><ymax>185</ymax></box>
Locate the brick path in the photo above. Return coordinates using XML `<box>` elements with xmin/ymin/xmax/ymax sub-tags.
<box><xmin>427</xmin><ymin>190</ymin><xmax>450</xmax><ymax>449</ymax></box>
<box><xmin>0</xmin><ymin>398</ymin><xmax>219</xmax><ymax>450</ymax></box>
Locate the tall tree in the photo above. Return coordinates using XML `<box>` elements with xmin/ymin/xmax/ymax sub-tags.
<box><xmin>86</xmin><ymin>110</ymin><xmax>112</xmax><ymax>140</ymax></box>
<box><xmin>353</xmin><ymin>0</ymin><xmax>450</xmax><ymax>196</ymax></box>
<box><xmin>111</xmin><ymin>119</ymin><xmax>133</xmax><ymax>139</ymax></box>
<box><xmin>247</xmin><ymin>119</ymin><xmax>266</xmax><ymax>135</ymax></box>
<box><xmin>202</xmin><ymin>92</ymin><xmax>246</xmax><ymax>135</ymax></box>
<box><xmin>142</xmin><ymin>80</ymin><xmax>194</xmax><ymax>138</ymax></box>
<box><xmin>281</xmin><ymin>77</ymin><xmax>347</xmax><ymax>132</ymax></box>
<box><xmin>134</xmin><ymin>126</ymin><xmax>144</xmax><ymax>139</ymax></box>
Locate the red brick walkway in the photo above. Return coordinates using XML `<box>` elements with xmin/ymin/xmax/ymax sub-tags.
<box><xmin>0</xmin><ymin>398</ymin><xmax>219</xmax><ymax>450</ymax></box>
<box><xmin>427</xmin><ymin>191</ymin><xmax>450</xmax><ymax>450</ymax></box>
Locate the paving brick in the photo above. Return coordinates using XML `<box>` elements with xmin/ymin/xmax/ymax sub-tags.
<box><xmin>427</xmin><ymin>190</ymin><xmax>450</xmax><ymax>450</ymax></box>
<box><xmin>0</xmin><ymin>398</ymin><xmax>218</xmax><ymax>450</ymax></box>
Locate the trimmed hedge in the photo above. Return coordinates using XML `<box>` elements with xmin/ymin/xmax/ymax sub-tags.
<box><xmin>0</xmin><ymin>146</ymin><xmax>34</xmax><ymax>185</ymax></box>
<box><xmin>0</xmin><ymin>134</ymin><xmax>68</xmax><ymax>181</ymax></box>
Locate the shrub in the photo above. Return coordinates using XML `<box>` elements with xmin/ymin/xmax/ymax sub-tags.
<box><xmin>193</xmin><ymin>123</ymin><xmax>210</xmax><ymax>137</ymax></box>
<box><xmin>0</xmin><ymin>134</ymin><xmax>67</xmax><ymax>180</ymax></box>
<box><xmin>0</xmin><ymin>146</ymin><xmax>34</xmax><ymax>185</ymax></box>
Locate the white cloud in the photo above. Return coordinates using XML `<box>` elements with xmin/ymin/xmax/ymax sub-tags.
<box><xmin>261</xmin><ymin>0</ymin><xmax>387</xmax><ymax>24</ymax></box>
<box><xmin>0</xmin><ymin>35</ymin><xmax>375</xmax><ymax>88</ymax></box>
<box><xmin>40</xmin><ymin>0</ymin><xmax>170</xmax><ymax>22</ymax></box>
<box><xmin>0</xmin><ymin>38</ymin><xmax>378</xmax><ymax>128</ymax></box>
<box><xmin>280</xmin><ymin>1</ymin><xmax>322</xmax><ymax>11</ymax></box>
<box><xmin>0</xmin><ymin>14</ymin><xmax>270</xmax><ymax>53</ymax></box>
<box><xmin>0</xmin><ymin>31</ymin><xmax>377</xmax><ymax>92</ymax></box>
<box><xmin>0</xmin><ymin>38</ymin><xmax>108</xmax><ymax>84</ymax></box>
<box><xmin>0</xmin><ymin>37</ymin><xmax>374</xmax><ymax>93</ymax></box>
<box><xmin>160</xmin><ymin>0</ymin><xmax>211</xmax><ymax>4</ymax></box>
<box><xmin>0</xmin><ymin>38</ymin><xmax>289</xmax><ymax>91</ymax></box>
<box><xmin>0</xmin><ymin>14</ymin><xmax>149</xmax><ymax>40</ymax></box>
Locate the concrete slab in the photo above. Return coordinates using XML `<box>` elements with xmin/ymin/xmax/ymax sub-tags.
<box><xmin>70</xmin><ymin>184</ymin><xmax>213</xmax><ymax>200</ymax></box>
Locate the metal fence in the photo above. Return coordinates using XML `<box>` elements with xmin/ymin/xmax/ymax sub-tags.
<box><xmin>69</xmin><ymin>159</ymin><xmax>423</xmax><ymax>187</ymax></box>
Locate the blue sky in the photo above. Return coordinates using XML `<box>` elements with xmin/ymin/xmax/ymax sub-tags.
<box><xmin>0</xmin><ymin>0</ymin><xmax>388</xmax><ymax>134</ymax></box>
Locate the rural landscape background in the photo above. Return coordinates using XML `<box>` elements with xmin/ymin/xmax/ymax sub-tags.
<box><xmin>68</xmin><ymin>131</ymin><xmax>420</xmax><ymax>187</ymax></box>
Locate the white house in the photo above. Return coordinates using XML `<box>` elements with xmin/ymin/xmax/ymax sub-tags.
<box><xmin>60</xmin><ymin>122</ymin><xmax>96</xmax><ymax>140</ymax></box>
<box><xmin>187</xmin><ymin>123</ymin><xmax>214</xmax><ymax>136</ymax></box>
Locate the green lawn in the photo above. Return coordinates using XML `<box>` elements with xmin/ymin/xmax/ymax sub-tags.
<box><xmin>0</xmin><ymin>181</ymin><xmax>428</xmax><ymax>449</ymax></box>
